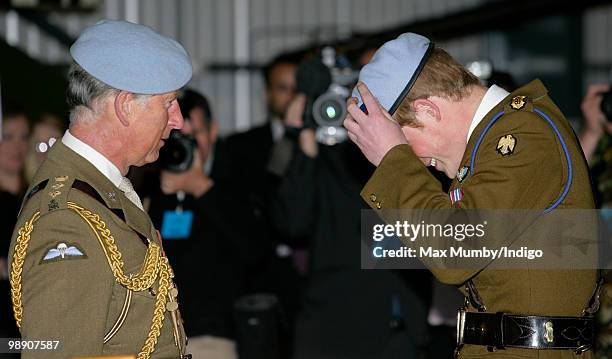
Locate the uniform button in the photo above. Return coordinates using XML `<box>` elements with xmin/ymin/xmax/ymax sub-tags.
<box><xmin>370</xmin><ymin>194</ymin><xmax>377</xmax><ymax>202</ymax></box>
<box><xmin>166</xmin><ymin>301</ymin><xmax>179</xmax><ymax>312</ymax></box>
<box><xmin>376</xmin><ymin>202</ymin><xmax>382</xmax><ymax>209</ymax></box>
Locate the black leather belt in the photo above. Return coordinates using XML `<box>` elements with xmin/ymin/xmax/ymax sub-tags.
<box><xmin>456</xmin><ymin>310</ymin><xmax>593</xmax><ymax>352</ymax></box>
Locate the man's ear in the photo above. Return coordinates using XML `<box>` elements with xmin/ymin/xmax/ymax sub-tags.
<box><xmin>114</xmin><ymin>91</ymin><xmax>132</xmax><ymax>127</ymax></box>
<box><xmin>413</xmin><ymin>98</ymin><xmax>441</xmax><ymax>124</ymax></box>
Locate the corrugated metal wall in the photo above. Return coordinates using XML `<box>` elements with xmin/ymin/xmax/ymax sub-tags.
<box><xmin>10</xmin><ymin>0</ymin><xmax>608</xmax><ymax>136</ymax></box>
<box><xmin>0</xmin><ymin>0</ymin><xmax>490</xmax><ymax>135</ymax></box>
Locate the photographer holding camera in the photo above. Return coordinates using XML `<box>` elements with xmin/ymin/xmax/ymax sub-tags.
<box><xmin>158</xmin><ymin>89</ymin><xmax>218</xmax><ymax>196</ymax></box>
<box><xmin>579</xmin><ymin>84</ymin><xmax>612</xmax><ymax>166</ymax></box>
<box><xmin>579</xmin><ymin>85</ymin><xmax>612</xmax><ymax>359</ymax></box>
<box><xmin>268</xmin><ymin>55</ymin><xmax>430</xmax><ymax>358</ymax></box>
<box><xmin>579</xmin><ymin>84</ymin><xmax>612</xmax><ymax>209</ymax></box>
<box><xmin>147</xmin><ymin>89</ymin><xmax>270</xmax><ymax>359</ymax></box>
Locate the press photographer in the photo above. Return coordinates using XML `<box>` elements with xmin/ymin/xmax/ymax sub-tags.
<box><xmin>222</xmin><ymin>54</ymin><xmax>304</xmax><ymax>357</ymax></box>
<box><xmin>577</xmin><ymin>84</ymin><xmax>612</xmax><ymax>209</ymax></box>
<box><xmin>579</xmin><ymin>84</ymin><xmax>612</xmax><ymax>166</ymax></box>
<box><xmin>147</xmin><ymin>89</ymin><xmax>270</xmax><ymax>359</ymax></box>
<box><xmin>268</xmin><ymin>50</ymin><xmax>431</xmax><ymax>359</ymax></box>
<box><xmin>157</xmin><ymin>90</ymin><xmax>217</xmax><ymax>196</ymax></box>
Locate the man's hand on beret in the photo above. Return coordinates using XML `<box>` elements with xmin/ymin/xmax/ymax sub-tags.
<box><xmin>344</xmin><ymin>82</ymin><xmax>407</xmax><ymax>167</ymax></box>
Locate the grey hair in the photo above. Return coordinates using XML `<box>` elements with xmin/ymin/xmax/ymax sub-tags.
<box><xmin>66</xmin><ymin>62</ymin><xmax>117</xmax><ymax>124</ymax></box>
<box><xmin>66</xmin><ymin>63</ymin><xmax>151</xmax><ymax>124</ymax></box>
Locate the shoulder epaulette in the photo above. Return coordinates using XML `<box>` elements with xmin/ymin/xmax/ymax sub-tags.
<box><xmin>19</xmin><ymin>174</ymin><xmax>75</xmax><ymax>218</ymax></box>
<box><xmin>38</xmin><ymin>174</ymin><xmax>75</xmax><ymax>215</ymax></box>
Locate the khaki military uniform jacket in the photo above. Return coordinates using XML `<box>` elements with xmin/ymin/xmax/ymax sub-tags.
<box><xmin>8</xmin><ymin>141</ymin><xmax>187</xmax><ymax>358</ymax></box>
<box><xmin>362</xmin><ymin>80</ymin><xmax>597</xmax><ymax>358</ymax></box>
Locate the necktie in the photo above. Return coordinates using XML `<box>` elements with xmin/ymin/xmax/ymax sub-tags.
<box><xmin>117</xmin><ymin>177</ymin><xmax>144</xmax><ymax>210</ymax></box>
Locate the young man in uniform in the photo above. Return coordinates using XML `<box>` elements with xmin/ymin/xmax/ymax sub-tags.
<box><xmin>344</xmin><ymin>33</ymin><xmax>598</xmax><ymax>358</ymax></box>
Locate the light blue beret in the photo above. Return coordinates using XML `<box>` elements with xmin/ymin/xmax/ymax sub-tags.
<box><xmin>70</xmin><ymin>19</ymin><xmax>192</xmax><ymax>94</ymax></box>
<box><xmin>352</xmin><ymin>33</ymin><xmax>433</xmax><ymax>115</ymax></box>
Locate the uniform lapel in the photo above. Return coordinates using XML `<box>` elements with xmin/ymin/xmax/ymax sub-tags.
<box><xmin>120</xmin><ymin>197</ymin><xmax>157</xmax><ymax>242</ymax></box>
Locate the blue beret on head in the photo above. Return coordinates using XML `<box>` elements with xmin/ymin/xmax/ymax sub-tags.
<box><xmin>70</xmin><ymin>19</ymin><xmax>193</xmax><ymax>94</ymax></box>
<box><xmin>352</xmin><ymin>33</ymin><xmax>433</xmax><ymax>115</ymax></box>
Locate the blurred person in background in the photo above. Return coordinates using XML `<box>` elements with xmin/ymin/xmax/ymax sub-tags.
<box><xmin>0</xmin><ymin>104</ymin><xmax>29</xmax><ymax>340</ymax></box>
<box><xmin>224</xmin><ymin>53</ymin><xmax>301</xmax><ymax>197</ymax></box>
<box><xmin>223</xmin><ymin>52</ymin><xmax>305</xmax><ymax>351</ymax></box>
<box><xmin>24</xmin><ymin>113</ymin><xmax>65</xmax><ymax>184</ymax></box>
<box><xmin>578</xmin><ymin>84</ymin><xmax>612</xmax><ymax>359</ymax></box>
<box><xmin>579</xmin><ymin>84</ymin><xmax>612</xmax><ymax>169</ymax></box>
<box><xmin>269</xmin><ymin>94</ymin><xmax>429</xmax><ymax>359</ymax></box>
<box><xmin>147</xmin><ymin>89</ymin><xmax>271</xmax><ymax>359</ymax></box>
<box><xmin>0</xmin><ymin>106</ymin><xmax>29</xmax><ymax>196</ymax></box>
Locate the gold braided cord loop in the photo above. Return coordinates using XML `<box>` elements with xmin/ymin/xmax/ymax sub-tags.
<box><xmin>10</xmin><ymin>211</ymin><xmax>40</xmax><ymax>329</ymax></box>
<box><xmin>68</xmin><ymin>202</ymin><xmax>161</xmax><ymax>291</ymax></box>
<box><xmin>138</xmin><ymin>257</ymin><xmax>173</xmax><ymax>359</ymax></box>
<box><xmin>9</xmin><ymin>202</ymin><xmax>175</xmax><ymax>359</ymax></box>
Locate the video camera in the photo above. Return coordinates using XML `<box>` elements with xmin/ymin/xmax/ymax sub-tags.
<box><xmin>296</xmin><ymin>47</ymin><xmax>358</xmax><ymax>145</ymax></box>
<box><xmin>157</xmin><ymin>130</ymin><xmax>196</xmax><ymax>172</ymax></box>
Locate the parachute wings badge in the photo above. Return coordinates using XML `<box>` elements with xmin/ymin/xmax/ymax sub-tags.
<box><xmin>40</xmin><ymin>242</ymin><xmax>86</xmax><ymax>263</ymax></box>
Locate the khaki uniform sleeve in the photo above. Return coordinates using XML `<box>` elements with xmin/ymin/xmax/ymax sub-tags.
<box><xmin>361</xmin><ymin>111</ymin><xmax>566</xmax><ymax>285</ymax></box>
<box><xmin>18</xmin><ymin>208</ymin><xmax>113</xmax><ymax>359</ymax></box>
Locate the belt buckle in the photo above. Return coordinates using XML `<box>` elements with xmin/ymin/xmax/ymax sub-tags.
<box><xmin>456</xmin><ymin>309</ymin><xmax>466</xmax><ymax>346</ymax></box>
<box><xmin>574</xmin><ymin>344</ymin><xmax>591</xmax><ymax>355</ymax></box>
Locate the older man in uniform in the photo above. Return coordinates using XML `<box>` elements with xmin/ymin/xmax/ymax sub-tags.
<box><xmin>8</xmin><ymin>20</ymin><xmax>192</xmax><ymax>358</ymax></box>
<box><xmin>344</xmin><ymin>33</ymin><xmax>599</xmax><ymax>358</ymax></box>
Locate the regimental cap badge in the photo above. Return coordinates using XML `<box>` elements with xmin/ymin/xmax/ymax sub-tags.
<box><xmin>496</xmin><ymin>134</ymin><xmax>516</xmax><ymax>156</ymax></box>
<box><xmin>457</xmin><ymin>166</ymin><xmax>470</xmax><ymax>183</ymax></box>
<box><xmin>510</xmin><ymin>95</ymin><xmax>526</xmax><ymax>110</ymax></box>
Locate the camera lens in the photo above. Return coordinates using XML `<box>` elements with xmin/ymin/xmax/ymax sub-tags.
<box><xmin>325</xmin><ymin>105</ymin><xmax>337</xmax><ymax>119</ymax></box>
<box><xmin>320</xmin><ymin>100</ymin><xmax>342</xmax><ymax>121</ymax></box>
<box><xmin>313</xmin><ymin>92</ymin><xmax>346</xmax><ymax>127</ymax></box>
<box><xmin>164</xmin><ymin>141</ymin><xmax>188</xmax><ymax>165</ymax></box>
<box><xmin>158</xmin><ymin>130</ymin><xmax>195</xmax><ymax>172</ymax></box>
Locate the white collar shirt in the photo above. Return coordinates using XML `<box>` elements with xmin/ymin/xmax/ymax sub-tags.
<box><xmin>466</xmin><ymin>85</ymin><xmax>510</xmax><ymax>144</ymax></box>
<box><xmin>61</xmin><ymin>129</ymin><xmax>124</xmax><ymax>188</ymax></box>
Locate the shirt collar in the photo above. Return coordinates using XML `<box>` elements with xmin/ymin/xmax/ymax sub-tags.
<box><xmin>270</xmin><ymin>117</ymin><xmax>285</xmax><ymax>143</ymax></box>
<box><xmin>466</xmin><ymin>85</ymin><xmax>510</xmax><ymax>143</ymax></box>
<box><xmin>62</xmin><ymin>130</ymin><xmax>124</xmax><ymax>187</ymax></box>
